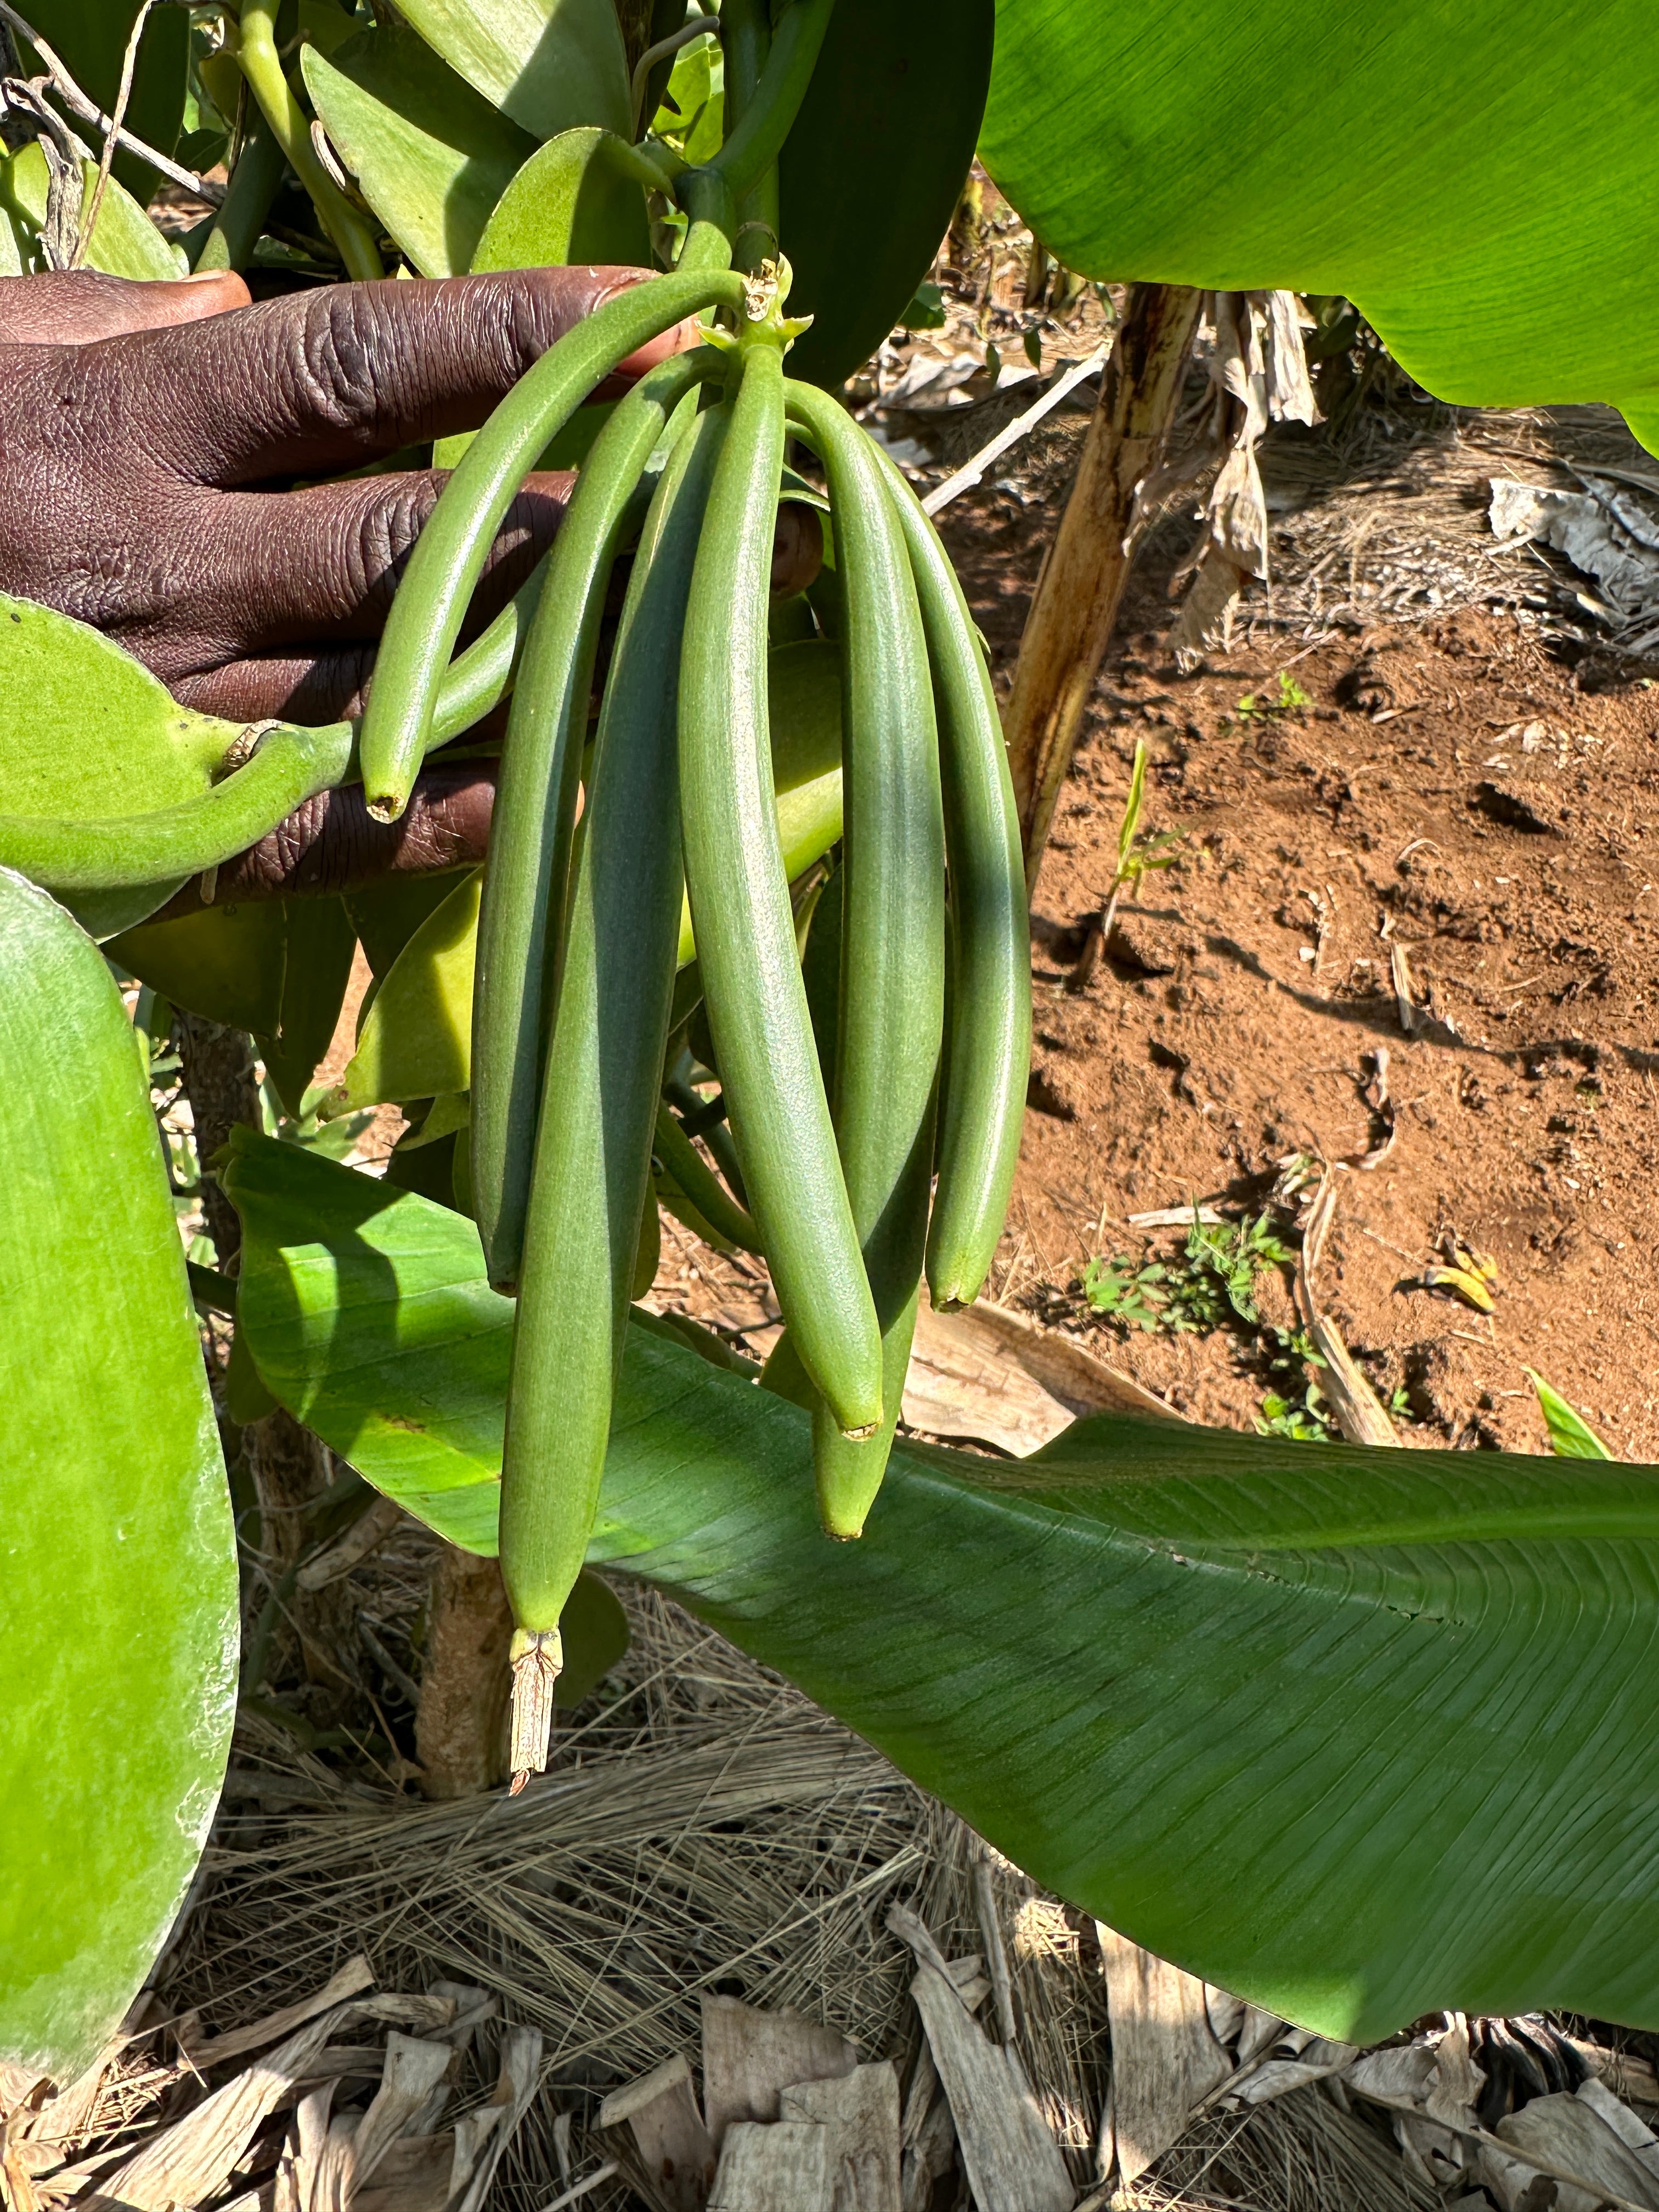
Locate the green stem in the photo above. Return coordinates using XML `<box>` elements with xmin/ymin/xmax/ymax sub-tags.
<box><xmin>675</xmin><ymin>165</ymin><xmax>738</xmax><ymax>272</ymax></box>
<box><xmin>707</xmin><ymin>0</ymin><xmax>834</xmax><ymax>207</ymax></box>
<box><xmin>721</xmin><ymin>0</ymin><xmax>771</xmax><ymax>127</ymax></box>
<box><xmin>0</xmin><ymin>721</ymin><xmax>354</xmax><ymax>894</ymax></box>
<box><xmin>187</xmin><ymin>1260</ymin><xmax>238</xmax><ymax>1316</ymax></box>
<box><xmin>716</xmin><ymin>0</ymin><xmax>780</xmax><ymax>259</ymax></box>
<box><xmin>191</xmin><ymin>105</ymin><xmax>285</xmax><ymax>273</ymax></box>
<box><xmin>233</xmin><ymin>2</ymin><xmax>383</xmax><ymax>281</ymax></box>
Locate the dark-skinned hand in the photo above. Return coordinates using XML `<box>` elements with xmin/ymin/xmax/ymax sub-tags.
<box><xmin>0</xmin><ymin>267</ymin><xmax>821</xmax><ymax>902</ymax></box>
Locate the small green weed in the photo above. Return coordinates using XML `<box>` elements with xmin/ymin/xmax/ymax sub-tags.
<box><xmin>1235</xmin><ymin>670</ymin><xmax>1311</xmax><ymax>723</ymax></box>
<box><xmin>1083</xmin><ymin>1210</ymin><xmax>1295</xmax><ymax>1335</ymax></box>
<box><xmin>1258</xmin><ymin>1386</ymin><xmax>1334</xmax><ymax>1443</ymax></box>
<box><xmin>1110</xmin><ymin>738</ymin><xmax>1184</xmax><ymax>902</ymax></box>
<box><xmin>1080</xmin><ymin>1254</ymin><xmax>1171</xmax><ymax>1331</ymax></box>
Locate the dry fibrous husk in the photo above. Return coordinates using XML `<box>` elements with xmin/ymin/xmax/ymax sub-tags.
<box><xmin>13</xmin><ymin>1589</ymin><xmax>1659</xmax><ymax>2212</ymax></box>
<box><xmin>1167</xmin><ymin>291</ymin><xmax>1318</xmax><ymax>669</ymax></box>
<box><xmin>143</xmin><ymin>1592</ymin><xmax>1108</xmax><ymax>2210</ymax></box>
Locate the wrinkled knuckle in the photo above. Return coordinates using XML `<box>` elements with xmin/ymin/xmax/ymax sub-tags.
<box><xmin>292</xmin><ymin>287</ymin><xmax>402</xmax><ymax>436</ymax></box>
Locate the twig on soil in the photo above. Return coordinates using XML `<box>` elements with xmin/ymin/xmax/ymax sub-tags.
<box><xmin>922</xmin><ymin>343</ymin><xmax>1110</xmax><ymax>517</ymax></box>
<box><xmin>1294</xmin><ymin>1170</ymin><xmax>1400</xmax><ymax>1447</ymax></box>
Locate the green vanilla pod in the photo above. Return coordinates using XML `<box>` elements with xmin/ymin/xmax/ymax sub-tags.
<box><xmin>357</xmin><ymin>268</ymin><xmax>744</xmax><ymax>821</ymax></box>
<box><xmin>470</xmin><ymin>351</ymin><xmax>712</xmax><ymax>1294</ymax></box>
<box><xmin>653</xmin><ymin>1101</ymin><xmax>761</xmax><ymax>1253</ymax></box>
<box><xmin>500</xmin><ymin>406</ymin><xmax>727</xmax><ymax>1785</ymax></box>
<box><xmin>872</xmin><ymin>447</ymin><xmax>1031</xmax><ymax>1310</ymax></box>
<box><xmin>664</xmin><ymin>1062</ymin><xmax>749</xmax><ymax>1211</ymax></box>
<box><xmin>0</xmin><ymin>719</ymin><xmax>354</xmax><ymax>894</ymax></box>
<box><xmin>679</xmin><ymin>330</ymin><xmax>882</xmax><ymax>1440</ymax></box>
<box><xmin>653</xmin><ymin>1170</ymin><xmax>740</xmax><ymax>1256</ymax></box>
<box><xmin>425</xmin><ymin>561</ymin><xmax>551</xmax><ymax>751</ymax></box>
<box><xmin>782</xmin><ymin>380</ymin><xmax>945</xmax><ymax>1537</ymax></box>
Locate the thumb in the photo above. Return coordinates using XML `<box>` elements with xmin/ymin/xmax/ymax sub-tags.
<box><xmin>0</xmin><ymin>268</ymin><xmax>250</xmax><ymax>345</ymax></box>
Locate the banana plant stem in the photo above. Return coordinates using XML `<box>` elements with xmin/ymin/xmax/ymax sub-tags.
<box><xmin>232</xmin><ymin>2</ymin><xmax>383</xmax><ymax>281</ymax></box>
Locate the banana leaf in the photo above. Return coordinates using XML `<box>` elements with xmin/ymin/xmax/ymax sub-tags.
<box><xmin>227</xmin><ymin>1130</ymin><xmax>1659</xmax><ymax>2046</ymax></box>
<box><xmin>780</xmin><ymin>0</ymin><xmax>994</xmax><ymax>388</ymax></box>
<box><xmin>0</xmin><ymin>870</ymin><xmax>236</xmax><ymax>2075</ymax></box>
<box><xmin>981</xmin><ymin>0</ymin><xmax>1659</xmax><ymax>452</ymax></box>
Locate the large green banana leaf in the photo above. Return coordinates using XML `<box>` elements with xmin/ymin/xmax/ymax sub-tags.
<box><xmin>0</xmin><ymin>871</ymin><xmax>237</xmax><ymax>2076</ymax></box>
<box><xmin>227</xmin><ymin>1132</ymin><xmax>1659</xmax><ymax>2046</ymax></box>
<box><xmin>981</xmin><ymin>0</ymin><xmax>1659</xmax><ymax>452</ymax></box>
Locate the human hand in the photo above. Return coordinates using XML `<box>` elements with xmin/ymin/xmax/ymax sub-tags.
<box><xmin>0</xmin><ymin>267</ymin><xmax>820</xmax><ymax>896</ymax></box>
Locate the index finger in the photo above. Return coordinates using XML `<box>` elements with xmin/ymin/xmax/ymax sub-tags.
<box><xmin>127</xmin><ymin>266</ymin><xmax>696</xmax><ymax>484</ymax></box>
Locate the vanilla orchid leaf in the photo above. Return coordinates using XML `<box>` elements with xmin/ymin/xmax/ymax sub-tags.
<box><xmin>0</xmin><ymin>872</ymin><xmax>236</xmax><ymax>2075</ymax></box>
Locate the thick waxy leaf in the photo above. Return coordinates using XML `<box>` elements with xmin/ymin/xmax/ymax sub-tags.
<box><xmin>648</xmin><ymin>33</ymin><xmax>724</xmax><ymax>166</ymax></box>
<box><xmin>112</xmin><ymin>898</ymin><xmax>291</xmax><ymax>1037</ymax></box>
<box><xmin>0</xmin><ymin>595</ymin><xmax>241</xmax><ymax>820</ymax></box>
<box><xmin>27</xmin><ymin>1</ymin><xmax>187</xmax><ymax>204</ymax></box>
<box><xmin>395</xmin><ymin>0</ymin><xmax>630</xmax><ymax>144</ymax></box>
<box><xmin>0</xmin><ymin>871</ymin><xmax>236</xmax><ymax>2074</ymax></box>
<box><xmin>301</xmin><ymin>29</ymin><xmax>537</xmax><ymax>278</ymax></box>
<box><xmin>330</xmin><ymin>868</ymin><xmax>481</xmax><ymax>1115</ymax></box>
<box><xmin>0</xmin><ymin>595</ymin><xmax>244</xmax><ymax>931</ymax></box>
<box><xmin>471</xmin><ymin>126</ymin><xmax>651</xmax><ymax>273</ymax></box>
<box><xmin>0</xmin><ymin>146</ymin><xmax>187</xmax><ymax>280</ymax></box>
<box><xmin>981</xmin><ymin>0</ymin><xmax>1659</xmax><ymax>452</ymax></box>
<box><xmin>345</xmin><ymin>871</ymin><xmax>472</xmax><ymax>981</ymax></box>
<box><xmin>781</xmin><ymin>0</ymin><xmax>994</xmax><ymax>388</ymax></box>
<box><xmin>230</xmin><ymin>1133</ymin><xmax>1659</xmax><ymax>2046</ymax></box>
